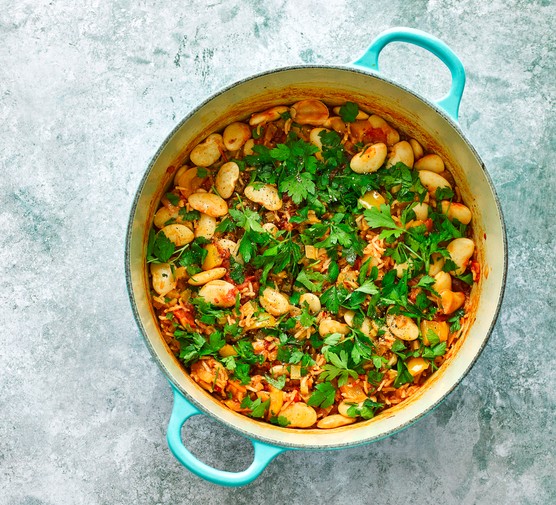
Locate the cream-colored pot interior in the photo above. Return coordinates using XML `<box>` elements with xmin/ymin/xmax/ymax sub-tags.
<box><xmin>126</xmin><ymin>67</ymin><xmax>506</xmax><ymax>449</ymax></box>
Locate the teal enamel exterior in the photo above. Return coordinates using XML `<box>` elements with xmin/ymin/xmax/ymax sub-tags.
<box><xmin>353</xmin><ymin>27</ymin><xmax>466</xmax><ymax>121</ymax></box>
<box><xmin>165</xmin><ymin>27</ymin><xmax>474</xmax><ymax>486</ymax></box>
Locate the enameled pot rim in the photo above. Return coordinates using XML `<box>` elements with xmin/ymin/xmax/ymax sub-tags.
<box><xmin>125</xmin><ymin>64</ymin><xmax>507</xmax><ymax>450</ymax></box>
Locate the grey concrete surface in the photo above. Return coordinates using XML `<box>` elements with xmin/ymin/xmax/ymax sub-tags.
<box><xmin>1</xmin><ymin>1</ymin><xmax>554</xmax><ymax>504</ymax></box>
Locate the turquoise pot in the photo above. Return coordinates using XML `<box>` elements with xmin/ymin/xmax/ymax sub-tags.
<box><xmin>126</xmin><ymin>27</ymin><xmax>507</xmax><ymax>487</ymax></box>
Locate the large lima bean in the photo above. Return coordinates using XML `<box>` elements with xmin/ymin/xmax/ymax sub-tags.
<box><xmin>447</xmin><ymin>238</ymin><xmax>475</xmax><ymax>275</ymax></box>
<box><xmin>350</xmin><ymin>143</ymin><xmax>387</xmax><ymax>173</ymax></box>
<box><xmin>161</xmin><ymin>224</ymin><xmax>194</xmax><ymax>246</ymax></box>
<box><xmin>418</xmin><ymin>170</ymin><xmax>452</xmax><ymax>194</ymax></box>
<box><xmin>188</xmin><ymin>192</ymin><xmax>229</xmax><ymax>217</ymax></box>
<box><xmin>386</xmin><ymin>313</ymin><xmax>419</xmax><ymax>341</ymax></box>
<box><xmin>215</xmin><ymin>161</ymin><xmax>240</xmax><ymax>199</ymax></box>
<box><xmin>150</xmin><ymin>263</ymin><xmax>176</xmax><ymax>296</ymax></box>
<box><xmin>317</xmin><ymin>414</ymin><xmax>356</xmax><ymax>429</ymax></box>
<box><xmin>290</xmin><ymin>99</ymin><xmax>329</xmax><ymax>126</ymax></box>
<box><xmin>386</xmin><ymin>140</ymin><xmax>414</xmax><ymax>168</ymax></box>
<box><xmin>189</xmin><ymin>133</ymin><xmax>223</xmax><ymax>167</ymax></box>
<box><xmin>198</xmin><ymin>280</ymin><xmax>238</xmax><ymax>307</ymax></box>
<box><xmin>222</xmin><ymin>122</ymin><xmax>251</xmax><ymax>151</ymax></box>
<box><xmin>244</xmin><ymin>183</ymin><xmax>282</xmax><ymax>211</ymax></box>
<box><xmin>195</xmin><ymin>213</ymin><xmax>217</xmax><ymax>239</ymax></box>
<box><xmin>279</xmin><ymin>402</ymin><xmax>317</xmax><ymax>428</ymax></box>
<box><xmin>188</xmin><ymin>267</ymin><xmax>227</xmax><ymax>286</ymax></box>
<box><xmin>259</xmin><ymin>288</ymin><xmax>290</xmax><ymax>316</ymax></box>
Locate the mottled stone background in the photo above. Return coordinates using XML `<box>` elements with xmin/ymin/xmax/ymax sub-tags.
<box><xmin>1</xmin><ymin>1</ymin><xmax>554</xmax><ymax>504</ymax></box>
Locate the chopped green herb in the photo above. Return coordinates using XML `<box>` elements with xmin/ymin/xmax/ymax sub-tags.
<box><xmin>307</xmin><ymin>382</ymin><xmax>336</xmax><ymax>409</ymax></box>
<box><xmin>280</xmin><ymin>171</ymin><xmax>316</xmax><ymax>204</ymax></box>
<box><xmin>178</xmin><ymin>208</ymin><xmax>201</xmax><ymax>221</ymax></box>
<box><xmin>367</xmin><ymin>369</ymin><xmax>384</xmax><ymax>385</ymax></box>
<box><xmin>393</xmin><ymin>360</ymin><xmax>414</xmax><ymax>388</ymax></box>
<box><xmin>339</xmin><ymin>102</ymin><xmax>359</xmax><ymax>123</ymax></box>
<box><xmin>296</xmin><ymin>269</ymin><xmax>326</xmax><ymax>291</ymax></box>
<box><xmin>152</xmin><ymin>232</ymin><xmax>175</xmax><ymax>263</ymax></box>
<box><xmin>229</xmin><ymin>256</ymin><xmax>245</xmax><ymax>284</ymax></box>
<box><xmin>346</xmin><ymin>398</ymin><xmax>383</xmax><ymax>419</ymax></box>
<box><xmin>165</xmin><ymin>192</ymin><xmax>180</xmax><ymax>206</ymax></box>
<box><xmin>422</xmin><ymin>342</ymin><xmax>447</xmax><ymax>359</ymax></box>
<box><xmin>241</xmin><ymin>396</ymin><xmax>270</xmax><ymax>418</ymax></box>
<box><xmin>269</xmin><ymin>415</ymin><xmax>291</xmax><ymax>427</ymax></box>
<box><xmin>265</xmin><ymin>374</ymin><xmax>286</xmax><ymax>390</ymax></box>
<box><xmin>364</xmin><ymin>204</ymin><xmax>406</xmax><ymax>239</ymax></box>
<box><xmin>320</xmin><ymin>350</ymin><xmax>358</xmax><ymax>387</ymax></box>
<box><xmin>436</xmin><ymin>187</ymin><xmax>455</xmax><ymax>200</ymax></box>
<box><xmin>448</xmin><ymin>308</ymin><xmax>465</xmax><ymax>332</ymax></box>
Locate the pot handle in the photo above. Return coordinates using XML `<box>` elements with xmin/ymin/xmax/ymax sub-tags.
<box><xmin>353</xmin><ymin>27</ymin><xmax>466</xmax><ymax>120</ymax></box>
<box><xmin>167</xmin><ymin>384</ymin><xmax>286</xmax><ymax>487</ymax></box>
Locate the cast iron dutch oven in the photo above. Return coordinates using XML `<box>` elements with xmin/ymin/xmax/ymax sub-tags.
<box><xmin>126</xmin><ymin>28</ymin><xmax>507</xmax><ymax>486</ymax></box>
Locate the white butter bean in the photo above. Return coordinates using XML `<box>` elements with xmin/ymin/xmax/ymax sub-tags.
<box><xmin>262</xmin><ymin>222</ymin><xmax>279</xmax><ymax>236</ymax></box>
<box><xmin>440</xmin><ymin>201</ymin><xmax>472</xmax><ymax>225</ymax></box>
<box><xmin>195</xmin><ymin>213</ymin><xmax>217</xmax><ymax>239</ymax></box>
<box><xmin>446</xmin><ymin>238</ymin><xmax>475</xmax><ymax>275</ymax></box>
<box><xmin>338</xmin><ymin>400</ymin><xmax>363</xmax><ymax>418</ymax></box>
<box><xmin>428</xmin><ymin>253</ymin><xmax>446</xmax><ymax>276</ymax></box>
<box><xmin>350</xmin><ymin>143</ymin><xmax>387</xmax><ymax>174</ymax></box>
<box><xmin>279</xmin><ymin>402</ymin><xmax>317</xmax><ymax>428</ymax></box>
<box><xmin>290</xmin><ymin>99</ymin><xmax>329</xmax><ymax>126</ymax></box>
<box><xmin>433</xmin><ymin>271</ymin><xmax>452</xmax><ymax>293</ymax></box>
<box><xmin>317</xmin><ymin>414</ymin><xmax>357</xmax><ymax>429</ymax></box>
<box><xmin>386</xmin><ymin>140</ymin><xmax>414</xmax><ymax>168</ymax></box>
<box><xmin>309</xmin><ymin>127</ymin><xmax>330</xmax><ymax>159</ymax></box>
<box><xmin>198</xmin><ymin>280</ymin><xmax>238</xmax><ymax>307</ymax></box>
<box><xmin>244</xmin><ymin>183</ymin><xmax>282</xmax><ymax>211</ymax></box>
<box><xmin>150</xmin><ymin>263</ymin><xmax>176</xmax><ymax>296</ymax></box>
<box><xmin>415</xmin><ymin>154</ymin><xmax>445</xmax><ymax>173</ymax></box>
<box><xmin>188</xmin><ymin>267</ymin><xmax>227</xmax><ymax>286</ymax></box>
<box><xmin>218</xmin><ymin>239</ymin><xmax>241</xmax><ymax>262</ymax></box>
<box><xmin>412</xmin><ymin>202</ymin><xmax>429</xmax><ymax>221</ymax></box>
<box><xmin>299</xmin><ymin>293</ymin><xmax>321</xmax><ymax>314</ymax></box>
<box><xmin>215</xmin><ymin>161</ymin><xmax>240</xmax><ymax>199</ymax></box>
<box><xmin>409</xmin><ymin>138</ymin><xmax>424</xmax><ymax>160</ymax></box>
<box><xmin>223</xmin><ymin>122</ymin><xmax>251</xmax><ymax>151</ymax></box>
<box><xmin>249</xmin><ymin>106</ymin><xmax>289</xmax><ymax>126</ymax></box>
<box><xmin>368</xmin><ymin>115</ymin><xmax>400</xmax><ymax>145</ymax></box>
<box><xmin>161</xmin><ymin>224</ymin><xmax>194</xmax><ymax>246</ymax></box>
<box><xmin>188</xmin><ymin>193</ymin><xmax>228</xmax><ymax>217</ymax></box>
<box><xmin>319</xmin><ymin>318</ymin><xmax>350</xmax><ymax>337</ymax></box>
<box><xmin>418</xmin><ymin>170</ymin><xmax>452</xmax><ymax>194</ymax></box>
<box><xmin>153</xmin><ymin>207</ymin><xmax>180</xmax><ymax>228</ymax></box>
<box><xmin>174</xmin><ymin>166</ymin><xmax>206</xmax><ymax>197</ymax></box>
<box><xmin>189</xmin><ymin>133</ymin><xmax>223</xmax><ymax>167</ymax></box>
<box><xmin>386</xmin><ymin>313</ymin><xmax>419</xmax><ymax>341</ymax></box>
<box><xmin>343</xmin><ymin>310</ymin><xmax>373</xmax><ymax>336</ymax></box>
<box><xmin>259</xmin><ymin>288</ymin><xmax>290</xmax><ymax>316</ymax></box>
